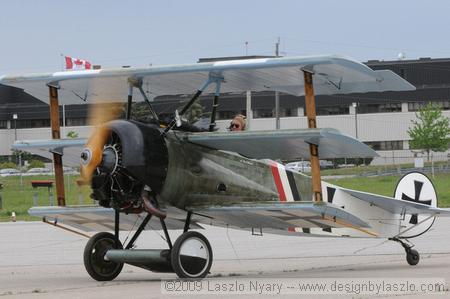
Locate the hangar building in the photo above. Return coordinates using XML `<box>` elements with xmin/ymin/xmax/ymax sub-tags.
<box><xmin>1</xmin><ymin>57</ymin><xmax>449</xmax><ymax>165</ymax></box>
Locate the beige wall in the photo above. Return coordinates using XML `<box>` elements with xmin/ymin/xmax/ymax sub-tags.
<box><xmin>2</xmin><ymin>110</ymin><xmax>450</xmax><ymax>165</ymax></box>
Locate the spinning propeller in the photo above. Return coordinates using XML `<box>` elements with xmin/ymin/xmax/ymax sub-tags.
<box><xmin>79</xmin><ymin>103</ymin><xmax>124</xmax><ymax>184</ymax></box>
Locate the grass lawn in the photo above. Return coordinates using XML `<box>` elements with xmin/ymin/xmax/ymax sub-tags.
<box><xmin>320</xmin><ymin>160</ymin><xmax>450</xmax><ymax>176</ymax></box>
<box><xmin>327</xmin><ymin>173</ymin><xmax>450</xmax><ymax>207</ymax></box>
<box><xmin>0</xmin><ymin>174</ymin><xmax>92</xmax><ymax>222</ymax></box>
<box><xmin>0</xmin><ymin>172</ymin><xmax>449</xmax><ymax>222</ymax></box>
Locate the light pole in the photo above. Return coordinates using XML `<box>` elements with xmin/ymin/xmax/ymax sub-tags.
<box><xmin>12</xmin><ymin>114</ymin><xmax>20</xmax><ymax>165</ymax></box>
<box><xmin>352</xmin><ymin>102</ymin><xmax>358</xmax><ymax>139</ymax></box>
<box><xmin>12</xmin><ymin>113</ymin><xmax>17</xmax><ymax>141</ymax></box>
<box><xmin>12</xmin><ymin>113</ymin><xmax>23</xmax><ymax>186</ymax></box>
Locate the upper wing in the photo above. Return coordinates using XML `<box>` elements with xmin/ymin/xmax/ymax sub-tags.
<box><xmin>184</xmin><ymin>128</ymin><xmax>377</xmax><ymax>159</ymax></box>
<box><xmin>341</xmin><ymin>188</ymin><xmax>450</xmax><ymax>216</ymax></box>
<box><xmin>0</xmin><ymin>55</ymin><xmax>414</xmax><ymax>105</ymax></box>
<box><xmin>12</xmin><ymin>139</ymin><xmax>87</xmax><ymax>167</ymax></box>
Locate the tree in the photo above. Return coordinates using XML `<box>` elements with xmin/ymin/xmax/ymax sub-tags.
<box><xmin>28</xmin><ymin>159</ymin><xmax>45</xmax><ymax>169</ymax></box>
<box><xmin>66</xmin><ymin>131</ymin><xmax>79</xmax><ymax>138</ymax></box>
<box><xmin>182</xmin><ymin>101</ymin><xmax>204</xmax><ymax>123</ymax></box>
<box><xmin>408</xmin><ymin>102</ymin><xmax>450</xmax><ymax>161</ymax></box>
<box><xmin>131</xmin><ymin>102</ymin><xmax>154</xmax><ymax>123</ymax></box>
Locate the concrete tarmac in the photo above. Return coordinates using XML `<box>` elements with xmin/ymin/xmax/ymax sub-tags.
<box><xmin>1</xmin><ymin>218</ymin><xmax>450</xmax><ymax>298</ymax></box>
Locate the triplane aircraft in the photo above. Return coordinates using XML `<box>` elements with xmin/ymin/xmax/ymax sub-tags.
<box><xmin>2</xmin><ymin>55</ymin><xmax>449</xmax><ymax>280</ymax></box>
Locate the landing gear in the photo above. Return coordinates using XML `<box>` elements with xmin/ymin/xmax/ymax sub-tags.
<box><xmin>390</xmin><ymin>237</ymin><xmax>420</xmax><ymax>266</ymax></box>
<box><xmin>83</xmin><ymin>232</ymin><xmax>124</xmax><ymax>281</ymax></box>
<box><xmin>83</xmin><ymin>206</ymin><xmax>214</xmax><ymax>280</ymax></box>
<box><xmin>171</xmin><ymin>231</ymin><xmax>213</xmax><ymax>278</ymax></box>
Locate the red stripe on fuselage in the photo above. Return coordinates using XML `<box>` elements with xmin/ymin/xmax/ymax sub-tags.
<box><xmin>269</xmin><ymin>161</ymin><xmax>286</xmax><ymax>201</ymax></box>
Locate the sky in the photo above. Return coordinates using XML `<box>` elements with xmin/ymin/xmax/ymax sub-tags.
<box><xmin>1</xmin><ymin>0</ymin><xmax>450</xmax><ymax>74</ymax></box>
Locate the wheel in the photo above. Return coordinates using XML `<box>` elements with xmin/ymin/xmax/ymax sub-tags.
<box><xmin>171</xmin><ymin>231</ymin><xmax>213</xmax><ymax>278</ymax></box>
<box><xmin>406</xmin><ymin>249</ymin><xmax>420</xmax><ymax>266</ymax></box>
<box><xmin>83</xmin><ymin>232</ymin><xmax>124</xmax><ymax>281</ymax></box>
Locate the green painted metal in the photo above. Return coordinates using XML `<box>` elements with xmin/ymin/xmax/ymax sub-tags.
<box><xmin>159</xmin><ymin>133</ymin><xmax>313</xmax><ymax>209</ymax></box>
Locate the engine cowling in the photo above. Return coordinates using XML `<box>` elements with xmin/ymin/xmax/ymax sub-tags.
<box><xmin>89</xmin><ymin>120</ymin><xmax>168</xmax><ymax>212</ymax></box>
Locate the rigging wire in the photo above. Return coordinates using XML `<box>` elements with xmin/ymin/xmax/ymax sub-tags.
<box><xmin>226</xmin><ymin>224</ymin><xmax>241</xmax><ymax>264</ymax></box>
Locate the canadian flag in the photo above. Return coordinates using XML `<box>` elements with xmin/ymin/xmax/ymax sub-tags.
<box><xmin>65</xmin><ymin>56</ymin><xmax>92</xmax><ymax>70</ymax></box>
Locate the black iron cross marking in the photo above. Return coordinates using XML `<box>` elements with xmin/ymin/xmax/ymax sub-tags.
<box><xmin>401</xmin><ymin>180</ymin><xmax>432</xmax><ymax>224</ymax></box>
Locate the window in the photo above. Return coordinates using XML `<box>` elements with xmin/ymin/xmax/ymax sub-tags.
<box><xmin>408</xmin><ymin>101</ymin><xmax>450</xmax><ymax>112</ymax></box>
<box><xmin>316</xmin><ymin>106</ymin><xmax>349</xmax><ymax>115</ymax></box>
<box><xmin>0</xmin><ymin>120</ymin><xmax>7</xmax><ymax>129</ymax></box>
<box><xmin>279</xmin><ymin>108</ymin><xmax>298</xmax><ymax>117</ymax></box>
<box><xmin>408</xmin><ymin>102</ymin><xmax>425</xmax><ymax>112</ymax></box>
<box><xmin>252</xmin><ymin>108</ymin><xmax>298</xmax><ymax>118</ymax></box>
<box><xmin>358</xmin><ymin>103</ymin><xmax>401</xmax><ymax>114</ymax></box>
<box><xmin>365</xmin><ymin>140</ymin><xmax>404</xmax><ymax>151</ymax></box>
<box><xmin>16</xmin><ymin>119</ymin><xmax>50</xmax><ymax>129</ymax></box>
<box><xmin>217</xmin><ymin>111</ymin><xmax>246</xmax><ymax>120</ymax></box>
<box><xmin>66</xmin><ymin>117</ymin><xmax>87</xmax><ymax>126</ymax></box>
<box><xmin>253</xmin><ymin>109</ymin><xmax>273</xmax><ymax>118</ymax></box>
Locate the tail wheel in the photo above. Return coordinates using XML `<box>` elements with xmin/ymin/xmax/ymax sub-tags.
<box><xmin>406</xmin><ymin>249</ymin><xmax>420</xmax><ymax>266</ymax></box>
<box><xmin>171</xmin><ymin>231</ymin><xmax>213</xmax><ymax>278</ymax></box>
<box><xmin>83</xmin><ymin>232</ymin><xmax>123</xmax><ymax>281</ymax></box>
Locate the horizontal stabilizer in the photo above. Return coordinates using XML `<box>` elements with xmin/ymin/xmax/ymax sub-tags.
<box><xmin>342</xmin><ymin>188</ymin><xmax>450</xmax><ymax>216</ymax></box>
<box><xmin>185</xmin><ymin>128</ymin><xmax>377</xmax><ymax>160</ymax></box>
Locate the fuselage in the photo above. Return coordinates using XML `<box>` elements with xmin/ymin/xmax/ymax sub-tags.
<box><xmin>159</xmin><ymin>132</ymin><xmax>314</xmax><ymax>209</ymax></box>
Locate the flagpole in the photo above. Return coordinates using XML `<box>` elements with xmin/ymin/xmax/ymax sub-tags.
<box><xmin>60</xmin><ymin>53</ymin><xmax>64</xmax><ymax>71</ymax></box>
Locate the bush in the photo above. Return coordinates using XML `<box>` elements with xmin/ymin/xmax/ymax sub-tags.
<box><xmin>27</xmin><ymin>160</ymin><xmax>45</xmax><ymax>169</ymax></box>
<box><xmin>0</xmin><ymin>162</ymin><xmax>17</xmax><ymax>169</ymax></box>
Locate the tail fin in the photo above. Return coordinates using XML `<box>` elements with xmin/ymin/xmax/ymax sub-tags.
<box><xmin>394</xmin><ymin>171</ymin><xmax>437</xmax><ymax>238</ymax></box>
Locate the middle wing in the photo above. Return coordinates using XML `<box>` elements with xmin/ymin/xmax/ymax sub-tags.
<box><xmin>12</xmin><ymin>138</ymin><xmax>87</xmax><ymax>167</ymax></box>
<box><xmin>185</xmin><ymin>127</ymin><xmax>377</xmax><ymax>160</ymax></box>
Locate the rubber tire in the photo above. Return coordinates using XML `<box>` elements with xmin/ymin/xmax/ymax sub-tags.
<box><xmin>83</xmin><ymin>232</ymin><xmax>124</xmax><ymax>281</ymax></box>
<box><xmin>406</xmin><ymin>249</ymin><xmax>420</xmax><ymax>266</ymax></box>
<box><xmin>171</xmin><ymin>231</ymin><xmax>213</xmax><ymax>279</ymax></box>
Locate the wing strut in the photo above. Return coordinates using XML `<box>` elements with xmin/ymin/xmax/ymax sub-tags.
<box><xmin>209</xmin><ymin>80</ymin><xmax>222</xmax><ymax>132</ymax></box>
<box><xmin>137</xmin><ymin>86</ymin><xmax>159</xmax><ymax>121</ymax></box>
<box><xmin>48</xmin><ymin>85</ymin><xmax>66</xmax><ymax>206</ymax></box>
<box><xmin>126</xmin><ymin>84</ymin><xmax>133</xmax><ymax>120</ymax></box>
<box><xmin>303</xmin><ymin>70</ymin><xmax>323</xmax><ymax>201</ymax></box>
<box><xmin>163</xmin><ymin>75</ymin><xmax>223</xmax><ymax>134</ymax></box>
<box><xmin>128</xmin><ymin>77</ymin><xmax>160</xmax><ymax>121</ymax></box>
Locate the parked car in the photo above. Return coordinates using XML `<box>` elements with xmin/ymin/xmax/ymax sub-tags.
<box><xmin>24</xmin><ymin>167</ymin><xmax>52</xmax><ymax>176</ymax></box>
<box><xmin>285</xmin><ymin>161</ymin><xmax>311</xmax><ymax>173</ymax></box>
<box><xmin>320</xmin><ymin>160</ymin><xmax>334</xmax><ymax>169</ymax></box>
<box><xmin>0</xmin><ymin>168</ymin><xmax>21</xmax><ymax>177</ymax></box>
<box><xmin>63</xmin><ymin>166</ymin><xmax>79</xmax><ymax>175</ymax></box>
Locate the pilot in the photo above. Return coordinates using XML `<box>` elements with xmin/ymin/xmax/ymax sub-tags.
<box><xmin>229</xmin><ymin>114</ymin><xmax>246</xmax><ymax>131</ymax></box>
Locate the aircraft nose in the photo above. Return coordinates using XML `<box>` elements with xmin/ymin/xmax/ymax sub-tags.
<box><xmin>80</xmin><ymin>148</ymin><xmax>92</xmax><ymax>164</ymax></box>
